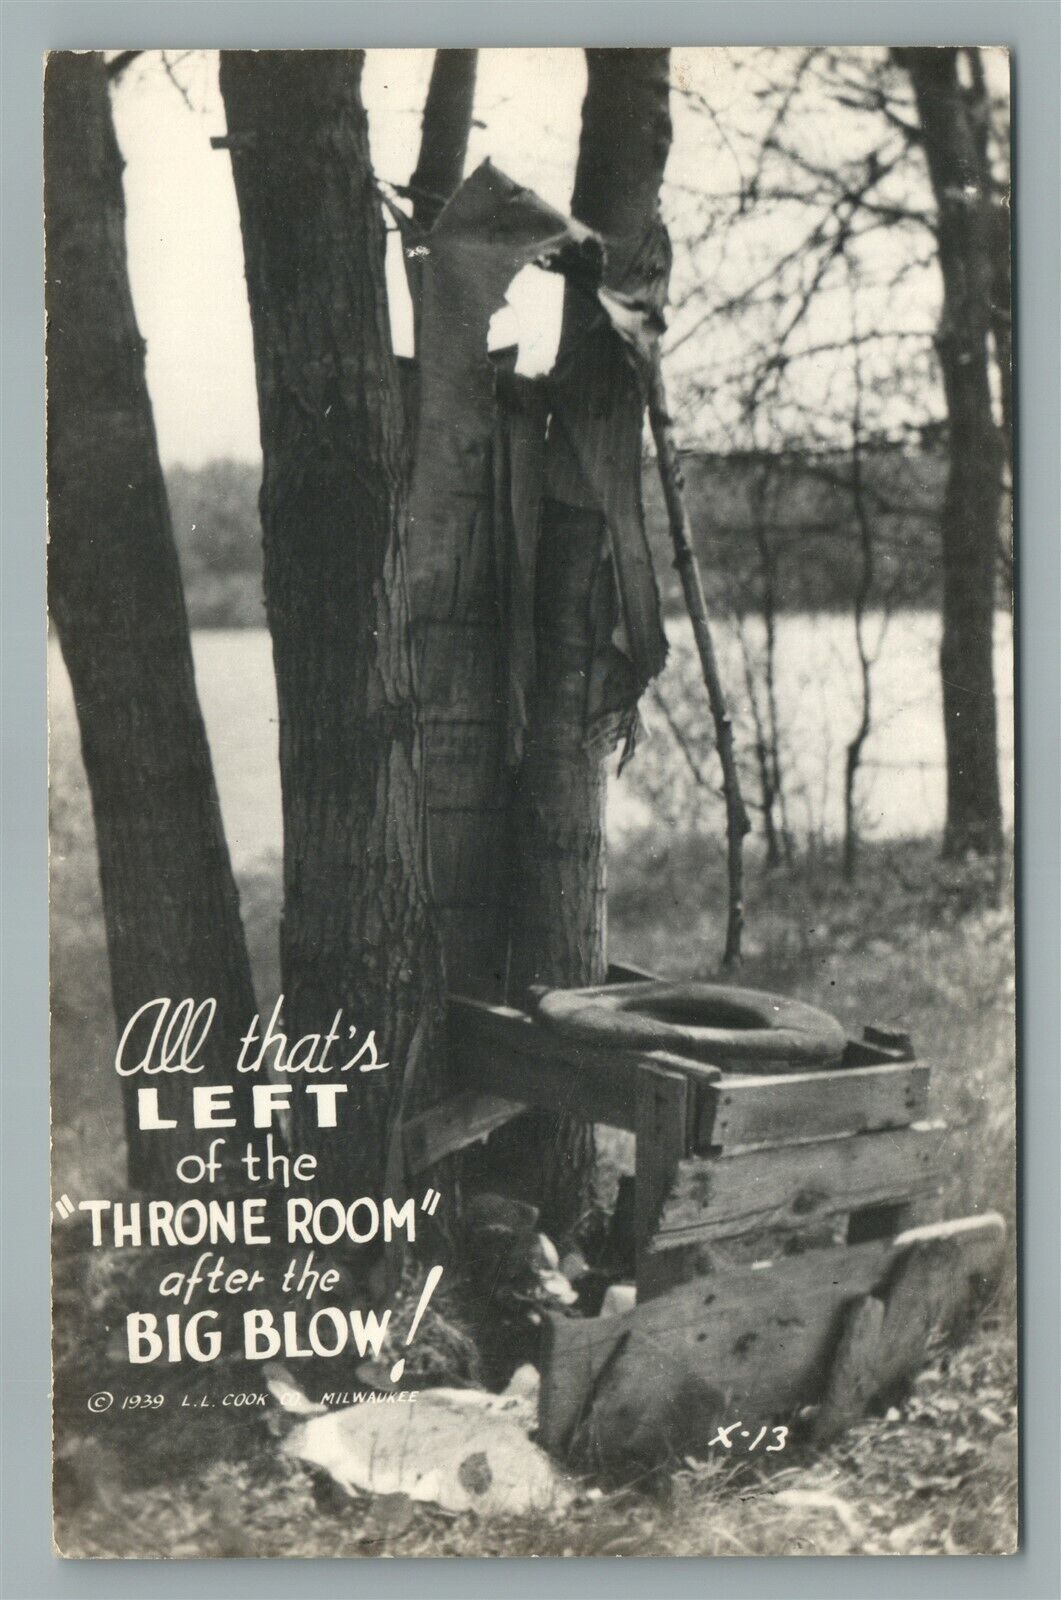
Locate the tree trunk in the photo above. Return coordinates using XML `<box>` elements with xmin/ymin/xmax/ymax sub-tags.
<box><xmin>219</xmin><ymin>51</ymin><xmax>444</xmax><ymax>1204</ymax></box>
<box><xmin>897</xmin><ymin>48</ymin><xmax>1004</xmax><ymax>858</ymax></box>
<box><xmin>644</xmin><ymin>350</ymin><xmax>750</xmax><ymax>965</ymax></box>
<box><xmin>45</xmin><ymin>52</ymin><xmax>258</xmax><ymax>1191</ymax></box>
<box><xmin>409</xmin><ymin>50</ymin><xmax>477</xmax><ymax>232</ymax></box>
<box><xmin>403</xmin><ymin>58</ymin><xmax>516</xmax><ymax>1012</ymax></box>
<box><xmin>842</xmin><ymin>391</ymin><xmax>876</xmax><ymax>883</ymax></box>
<box><xmin>504</xmin><ymin>49</ymin><xmax>673</xmax><ymax>1234</ymax></box>
<box><xmin>405</xmin><ymin>50</ymin><xmax>478</xmax><ymax>359</ymax></box>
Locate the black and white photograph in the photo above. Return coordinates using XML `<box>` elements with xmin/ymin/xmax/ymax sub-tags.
<box><xmin>46</xmin><ymin>45</ymin><xmax>1017</xmax><ymax>1559</ymax></box>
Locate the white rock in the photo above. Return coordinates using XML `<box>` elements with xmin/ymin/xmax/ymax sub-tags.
<box><xmin>600</xmin><ymin>1283</ymin><xmax>637</xmax><ymax>1318</ymax></box>
<box><xmin>534</xmin><ymin>1232</ymin><xmax>560</xmax><ymax>1271</ymax></box>
<box><xmin>539</xmin><ymin>1268</ymin><xmax>579</xmax><ymax>1306</ymax></box>
<box><xmin>284</xmin><ymin>1389</ymin><xmax>572</xmax><ymax>1516</ymax></box>
<box><xmin>505</xmin><ymin>1363</ymin><xmax>541</xmax><ymax>1400</ymax></box>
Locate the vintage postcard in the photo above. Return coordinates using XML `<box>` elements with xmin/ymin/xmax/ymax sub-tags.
<box><xmin>47</xmin><ymin>46</ymin><xmax>1016</xmax><ymax>1557</ymax></box>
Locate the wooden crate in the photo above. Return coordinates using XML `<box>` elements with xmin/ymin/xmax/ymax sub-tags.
<box><xmin>400</xmin><ymin>972</ymin><xmax>1004</xmax><ymax>1454</ymax></box>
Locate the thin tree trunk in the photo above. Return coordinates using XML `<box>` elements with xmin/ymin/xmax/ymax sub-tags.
<box><xmin>409</xmin><ymin>50</ymin><xmax>477</xmax><ymax>232</ymax></box>
<box><xmin>645</xmin><ymin>353</ymin><xmax>751</xmax><ymax>966</ymax></box>
<box><xmin>747</xmin><ymin>461</ymin><xmax>787</xmax><ymax>867</ymax></box>
<box><xmin>897</xmin><ymin>47</ymin><xmax>1004</xmax><ymax>858</ymax></box>
<box><xmin>45</xmin><ymin>51</ymin><xmax>258</xmax><ymax>1191</ymax></box>
<box><xmin>504</xmin><ymin>49</ymin><xmax>673</xmax><ymax>1234</ymax></box>
<box><xmin>842</xmin><ymin>367</ymin><xmax>876</xmax><ymax>882</ymax></box>
<box><xmin>964</xmin><ymin>47</ymin><xmax>1013</xmax><ymax>482</ymax></box>
<box><xmin>219</xmin><ymin>51</ymin><xmax>444</xmax><ymax>1205</ymax></box>
<box><xmin>405</xmin><ymin>50</ymin><xmax>478</xmax><ymax>359</ymax></box>
<box><xmin>737</xmin><ymin>619</ymin><xmax>780</xmax><ymax>868</ymax></box>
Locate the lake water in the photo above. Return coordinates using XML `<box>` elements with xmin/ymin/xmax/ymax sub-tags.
<box><xmin>49</xmin><ymin>611</ymin><xmax>1014</xmax><ymax>880</ymax></box>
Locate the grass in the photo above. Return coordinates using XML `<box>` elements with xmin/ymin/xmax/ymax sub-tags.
<box><xmin>49</xmin><ymin>716</ymin><xmax>1017</xmax><ymax>1558</ymax></box>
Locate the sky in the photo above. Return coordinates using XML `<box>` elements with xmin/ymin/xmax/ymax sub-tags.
<box><xmin>112</xmin><ymin>46</ymin><xmax>830</xmax><ymax>466</ymax></box>
<box><xmin>108</xmin><ymin>47</ymin><xmax>1007</xmax><ymax>469</ymax></box>
<box><xmin>112</xmin><ymin>48</ymin><xmax>587</xmax><ymax>465</ymax></box>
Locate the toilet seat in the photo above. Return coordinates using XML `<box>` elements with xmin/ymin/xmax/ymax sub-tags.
<box><xmin>533</xmin><ymin>980</ymin><xmax>846</xmax><ymax>1069</ymax></box>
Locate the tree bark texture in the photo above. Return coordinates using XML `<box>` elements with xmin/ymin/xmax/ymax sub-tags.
<box><xmin>898</xmin><ymin>48</ymin><xmax>1004</xmax><ymax>858</ymax></box>
<box><xmin>502</xmin><ymin>49</ymin><xmax>673</xmax><ymax>1233</ymax></box>
<box><xmin>511</xmin><ymin>48</ymin><xmax>672</xmax><ymax>1000</ymax></box>
<box><xmin>45</xmin><ymin>51</ymin><xmax>259</xmax><ymax>1190</ymax></box>
<box><xmin>407</xmin><ymin>165</ymin><xmax>599</xmax><ymax>1009</ymax></box>
<box><xmin>219</xmin><ymin>51</ymin><xmax>445</xmax><ymax>1202</ymax></box>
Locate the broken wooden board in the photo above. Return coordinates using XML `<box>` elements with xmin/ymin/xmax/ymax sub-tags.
<box><xmin>874</xmin><ymin>1222</ymin><xmax>996</xmax><ymax>1394</ymax></box>
<box><xmin>813</xmin><ymin>1213</ymin><xmax>1010</xmax><ymax>1442</ymax></box>
<box><xmin>403</xmin><ymin>1090</ymin><xmax>526</xmax><ymax>1175</ymax></box>
<box><xmin>649</xmin><ymin>1122</ymin><xmax>946</xmax><ymax>1250</ymax></box>
<box><xmin>449</xmin><ymin>995</ymin><xmax>719</xmax><ymax>1132</ymax></box>
<box><xmin>812</xmin><ymin>1293</ymin><xmax>886</xmax><ymax>1444</ymax></box>
<box><xmin>538</xmin><ymin>1213</ymin><xmax>1004</xmax><ymax>1457</ymax></box>
<box><xmin>635</xmin><ymin>1064</ymin><xmax>691</xmax><ymax>1242</ymax></box>
<box><xmin>698</xmin><ymin>1061</ymin><xmax>931</xmax><ymax>1151</ymax></box>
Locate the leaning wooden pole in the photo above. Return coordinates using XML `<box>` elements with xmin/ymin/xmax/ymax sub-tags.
<box><xmin>644</xmin><ymin>351</ymin><xmax>751</xmax><ymax>967</ymax></box>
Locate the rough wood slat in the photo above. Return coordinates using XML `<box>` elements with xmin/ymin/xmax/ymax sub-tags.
<box><xmin>699</xmin><ymin>1062</ymin><xmax>930</xmax><ymax>1151</ymax></box>
<box><xmin>449</xmin><ymin>996</ymin><xmax>720</xmax><ymax>1132</ymax></box>
<box><xmin>635</xmin><ymin>1066</ymin><xmax>691</xmax><ymax>1302</ymax></box>
<box><xmin>538</xmin><ymin>1213</ymin><xmax>1003</xmax><ymax>1456</ymax></box>
<box><xmin>650</xmin><ymin>1122</ymin><xmax>946</xmax><ymax>1249</ymax></box>
<box><xmin>403</xmin><ymin>1090</ymin><xmax>526</xmax><ymax>1174</ymax></box>
<box><xmin>875</xmin><ymin>1220</ymin><xmax>995</xmax><ymax>1394</ymax></box>
<box><xmin>812</xmin><ymin>1293</ymin><xmax>886</xmax><ymax>1444</ymax></box>
<box><xmin>540</xmin><ymin>1240</ymin><xmax>889</xmax><ymax>1456</ymax></box>
<box><xmin>450</xmin><ymin>1001</ymin><xmax>635</xmax><ymax>1127</ymax></box>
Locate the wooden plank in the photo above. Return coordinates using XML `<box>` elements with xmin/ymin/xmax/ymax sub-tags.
<box><xmin>699</xmin><ymin>1062</ymin><xmax>930</xmax><ymax>1151</ymax></box>
<box><xmin>875</xmin><ymin>1217</ymin><xmax>1006</xmax><ymax>1393</ymax></box>
<box><xmin>450</xmin><ymin>1000</ymin><xmax>636</xmax><ymax>1127</ymax></box>
<box><xmin>650</xmin><ymin>1122</ymin><xmax>947</xmax><ymax>1250</ymax></box>
<box><xmin>635</xmin><ymin>1066</ymin><xmax>691</xmax><ymax>1302</ymax></box>
<box><xmin>635</xmin><ymin>1241</ymin><xmax>717</xmax><ymax>1303</ymax></box>
<box><xmin>403</xmin><ymin>1091</ymin><xmax>526</xmax><ymax>1174</ymax></box>
<box><xmin>812</xmin><ymin>1293</ymin><xmax>886</xmax><ymax>1443</ymax></box>
<box><xmin>541</xmin><ymin>1240</ymin><xmax>889</xmax><ymax>1457</ymax></box>
<box><xmin>538</xmin><ymin>1213</ymin><xmax>1003</xmax><ymax>1456</ymax></box>
<box><xmin>449</xmin><ymin>996</ymin><xmax>720</xmax><ymax>1132</ymax></box>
